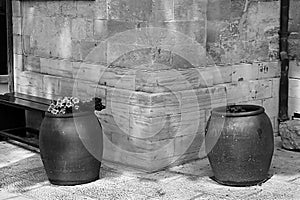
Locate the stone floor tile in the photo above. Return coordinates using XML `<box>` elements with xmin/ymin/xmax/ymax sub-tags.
<box><xmin>0</xmin><ymin>174</ymin><xmax>47</xmax><ymax>194</ymax></box>
<box><xmin>6</xmin><ymin>195</ymin><xmax>38</xmax><ymax>200</ymax></box>
<box><xmin>0</xmin><ymin>190</ymin><xmax>19</xmax><ymax>199</ymax></box>
<box><xmin>22</xmin><ymin>186</ymin><xmax>96</xmax><ymax>200</ymax></box>
<box><xmin>60</xmin><ymin>185</ymin><xmax>150</xmax><ymax>200</ymax></box>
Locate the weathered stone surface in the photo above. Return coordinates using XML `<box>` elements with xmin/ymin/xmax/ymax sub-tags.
<box><xmin>13</xmin><ymin>35</ymin><xmax>22</xmax><ymax>55</ymax></box>
<box><xmin>76</xmin><ymin>1</ymin><xmax>95</xmax><ymax>19</ymax></box>
<box><xmin>289</xmin><ymin>0</ymin><xmax>300</xmax><ymax>33</ymax></box>
<box><xmin>71</xmin><ymin>18</ymin><xmax>87</xmax><ymax>40</ymax></box>
<box><xmin>40</xmin><ymin>57</ymin><xmax>73</xmax><ymax>78</ymax></box>
<box><xmin>230</xmin><ymin>0</ymin><xmax>244</xmax><ymax>19</ymax></box>
<box><xmin>94</xmin><ymin>20</ymin><xmax>107</xmax><ymax>40</ymax></box>
<box><xmin>46</xmin><ymin>1</ymin><xmax>61</xmax><ymax>17</ymax></box>
<box><xmin>24</xmin><ymin>55</ymin><xmax>41</xmax><ymax>73</ymax></box>
<box><xmin>94</xmin><ymin>0</ymin><xmax>107</xmax><ymax>19</ymax></box>
<box><xmin>256</xmin><ymin>61</ymin><xmax>281</xmax><ymax>79</ymax></box>
<box><xmin>27</xmin><ymin>16</ymin><xmax>72</xmax><ymax>59</ymax></box>
<box><xmin>174</xmin><ymin>0</ymin><xmax>207</xmax><ymax>21</ymax></box>
<box><xmin>207</xmin><ymin>0</ymin><xmax>231</xmax><ymax>21</ymax></box>
<box><xmin>151</xmin><ymin>0</ymin><xmax>174</xmax><ymax>22</ymax></box>
<box><xmin>60</xmin><ymin>1</ymin><xmax>77</xmax><ymax>17</ymax></box>
<box><xmin>13</xmin><ymin>54</ymin><xmax>23</xmax><ymax>72</ymax></box>
<box><xmin>280</xmin><ymin>120</ymin><xmax>300</xmax><ymax>150</ymax></box>
<box><xmin>12</xmin><ymin>0</ymin><xmax>21</xmax><ymax>17</ymax></box>
<box><xmin>289</xmin><ymin>39</ymin><xmax>300</xmax><ymax>60</ymax></box>
<box><xmin>12</xmin><ymin>17</ymin><xmax>22</xmax><ymax>35</ymax></box>
<box><xmin>151</xmin><ymin>21</ymin><xmax>206</xmax><ymax>45</ymax></box>
<box><xmin>108</xmin><ymin>0</ymin><xmax>153</xmax><ymax>21</ymax></box>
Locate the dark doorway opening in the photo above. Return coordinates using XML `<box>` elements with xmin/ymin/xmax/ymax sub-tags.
<box><xmin>0</xmin><ymin>0</ymin><xmax>7</xmax><ymax>77</ymax></box>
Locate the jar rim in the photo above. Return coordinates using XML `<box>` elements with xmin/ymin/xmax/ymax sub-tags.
<box><xmin>44</xmin><ymin>111</ymin><xmax>95</xmax><ymax>118</ymax></box>
<box><xmin>211</xmin><ymin>104</ymin><xmax>265</xmax><ymax>117</ymax></box>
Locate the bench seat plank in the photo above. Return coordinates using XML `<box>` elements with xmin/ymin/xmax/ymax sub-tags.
<box><xmin>0</xmin><ymin>93</ymin><xmax>50</xmax><ymax>112</ymax></box>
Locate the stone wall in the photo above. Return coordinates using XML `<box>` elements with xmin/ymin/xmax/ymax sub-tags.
<box><xmin>12</xmin><ymin>0</ymin><xmax>281</xmax><ymax>171</ymax></box>
<box><xmin>288</xmin><ymin>0</ymin><xmax>300</xmax><ymax>118</ymax></box>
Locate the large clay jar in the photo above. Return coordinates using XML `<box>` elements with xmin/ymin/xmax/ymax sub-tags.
<box><xmin>205</xmin><ymin>105</ymin><xmax>274</xmax><ymax>186</ymax></box>
<box><xmin>39</xmin><ymin>112</ymin><xmax>103</xmax><ymax>186</ymax></box>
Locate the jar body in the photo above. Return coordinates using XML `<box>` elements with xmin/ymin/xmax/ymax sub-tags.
<box><xmin>205</xmin><ymin>105</ymin><xmax>274</xmax><ymax>186</ymax></box>
<box><xmin>39</xmin><ymin>112</ymin><xmax>103</xmax><ymax>185</ymax></box>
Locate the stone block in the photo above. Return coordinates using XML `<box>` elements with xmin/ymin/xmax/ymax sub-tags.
<box><xmin>73</xmin><ymin>62</ymin><xmax>106</xmax><ymax>82</ymax></box>
<box><xmin>289</xmin><ymin>60</ymin><xmax>300</xmax><ymax>79</ymax></box>
<box><xmin>86</xmin><ymin>19</ymin><xmax>94</xmax><ymax>39</ymax></box>
<box><xmin>94</xmin><ymin>20</ymin><xmax>108</xmax><ymax>40</ymax></box>
<box><xmin>206</xmin><ymin>42</ymin><xmax>222</xmax><ymax>64</ymax></box>
<box><xmin>36</xmin><ymin>2</ymin><xmax>49</xmax><ymax>17</ymax></box>
<box><xmin>185</xmin><ymin>86</ymin><xmax>227</xmax><ymax>110</ymax></box>
<box><xmin>24</xmin><ymin>56</ymin><xmax>41</xmax><ymax>73</ymax></box>
<box><xmin>219</xmin><ymin>40</ymin><xmax>271</xmax><ymax>64</ymax></box>
<box><xmin>230</xmin><ymin>0</ymin><xmax>244</xmax><ymax>19</ymax></box>
<box><xmin>151</xmin><ymin>0</ymin><xmax>174</xmax><ymax>22</ymax></box>
<box><xmin>12</xmin><ymin>0</ymin><xmax>21</xmax><ymax>17</ymax></box>
<box><xmin>73</xmin><ymin>79</ymin><xmax>99</xmax><ymax>100</ymax></box>
<box><xmin>29</xmin><ymin>16</ymin><xmax>72</xmax><ymax>59</ymax></box>
<box><xmin>72</xmin><ymin>40</ymin><xmax>100</xmax><ymax>61</ymax></box>
<box><xmin>40</xmin><ymin>57</ymin><xmax>73</xmax><ymax>78</ymax></box>
<box><xmin>256</xmin><ymin>61</ymin><xmax>280</xmax><ymax>79</ymax></box>
<box><xmin>289</xmin><ymin>78</ymin><xmax>300</xmax><ymax>117</ymax></box>
<box><xmin>289</xmin><ymin>0</ymin><xmax>300</xmax><ymax>32</ymax></box>
<box><xmin>173</xmin><ymin>132</ymin><xmax>204</xmax><ymax>156</ymax></box>
<box><xmin>22</xmin><ymin>14</ymin><xmax>34</xmax><ymax>36</ymax></box>
<box><xmin>219</xmin><ymin>20</ymin><xmax>240</xmax><ymax>42</ymax></box>
<box><xmin>207</xmin><ymin>0</ymin><xmax>231</xmax><ymax>21</ymax></box>
<box><xmin>13</xmin><ymin>35</ymin><xmax>22</xmax><ymax>55</ymax></box>
<box><xmin>106</xmin><ymin>20</ymin><xmax>138</xmax><ymax>40</ymax></box>
<box><xmin>242</xmin><ymin>1</ymin><xmax>279</xmax><ymax>41</ymax></box>
<box><xmin>174</xmin><ymin>0</ymin><xmax>207</xmax><ymax>21</ymax></box>
<box><xmin>215</xmin><ymin>65</ymin><xmax>233</xmax><ymax>84</ymax></box>
<box><xmin>135</xmin><ymin>26</ymin><xmax>191</xmax><ymax>48</ymax></box>
<box><xmin>15</xmin><ymin>71</ymin><xmax>43</xmax><ymax>92</ymax></box>
<box><xmin>60</xmin><ymin>1</ymin><xmax>77</xmax><ymax>17</ymax></box>
<box><xmin>289</xmin><ymin>39</ymin><xmax>300</xmax><ymax>60</ymax></box>
<box><xmin>21</xmin><ymin>1</ymin><xmax>36</xmax><ymax>17</ymax></box>
<box><xmin>108</xmin><ymin>0</ymin><xmax>153</xmax><ymax>21</ymax></box>
<box><xmin>22</xmin><ymin>35</ymin><xmax>33</xmax><ymax>55</ymax></box>
<box><xmin>14</xmin><ymin>54</ymin><xmax>23</xmax><ymax>72</ymax></box>
<box><xmin>58</xmin><ymin>78</ymin><xmax>75</xmax><ymax>97</ymax></box>
<box><xmin>289</xmin><ymin>97</ymin><xmax>300</xmax><ymax>118</ymax></box>
<box><xmin>289</xmin><ymin>78</ymin><xmax>300</xmax><ymax>99</ymax></box>
<box><xmin>71</xmin><ymin>18</ymin><xmax>87</xmax><ymax>40</ymax></box>
<box><xmin>43</xmin><ymin>75</ymin><xmax>60</xmax><ymax>96</ymax></box>
<box><xmin>12</xmin><ymin>17</ymin><xmax>22</xmax><ymax>35</ymax></box>
<box><xmin>94</xmin><ymin>0</ymin><xmax>108</xmax><ymax>20</ymax></box>
<box><xmin>171</xmin><ymin>44</ymin><xmax>206</xmax><ymax>67</ymax></box>
<box><xmin>279</xmin><ymin>120</ymin><xmax>300</xmax><ymax>150</ymax></box>
<box><xmin>226</xmin><ymin>79</ymin><xmax>272</xmax><ymax>104</ymax></box>
<box><xmin>162</xmin><ymin>21</ymin><xmax>206</xmax><ymax>45</ymax></box>
<box><xmin>206</xmin><ymin>21</ymin><xmax>228</xmax><ymax>43</ymax></box>
<box><xmin>231</xmin><ymin>63</ymin><xmax>258</xmax><ymax>82</ymax></box>
<box><xmin>76</xmin><ymin>1</ymin><xmax>94</xmax><ymax>19</ymax></box>
<box><xmin>46</xmin><ymin>1</ymin><xmax>61</xmax><ymax>17</ymax></box>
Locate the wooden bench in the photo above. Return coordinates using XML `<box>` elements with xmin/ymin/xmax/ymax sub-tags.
<box><xmin>0</xmin><ymin>92</ymin><xmax>51</xmax><ymax>148</ymax></box>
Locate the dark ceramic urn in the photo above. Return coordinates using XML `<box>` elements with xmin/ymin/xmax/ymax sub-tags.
<box><xmin>39</xmin><ymin>111</ymin><xmax>103</xmax><ymax>186</ymax></box>
<box><xmin>205</xmin><ymin>105</ymin><xmax>274</xmax><ymax>186</ymax></box>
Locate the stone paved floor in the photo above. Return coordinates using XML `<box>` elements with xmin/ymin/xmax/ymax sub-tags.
<box><xmin>0</xmin><ymin>137</ymin><xmax>299</xmax><ymax>200</ymax></box>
